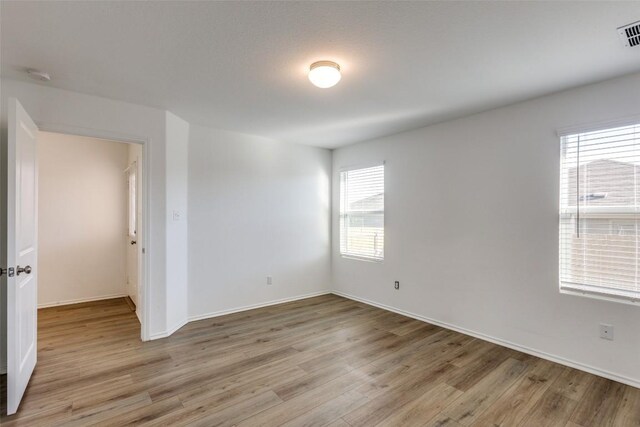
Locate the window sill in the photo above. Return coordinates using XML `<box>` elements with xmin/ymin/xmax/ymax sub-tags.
<box><xmin>340</xmin><ymin>254</ymin><xmax>383</xmax><ymax>263</ymax></box>
<box><xmin>560</xmin><ymin>286</ymin><xmax>639</xmax><ymax>307</ymax></box>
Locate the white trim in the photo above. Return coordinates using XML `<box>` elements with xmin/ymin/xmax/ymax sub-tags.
<box><xmin>331</xmin><ymin>290</ymin><xmax>640</xmax><ymax>390</ymax></box>
<box><xmin>147</xmin><ymin>291</ymin><xmax>332</xmax><ymax>340</ymax></box>
<box><xmin>141</xmin><ymin>140</ymin><xmax>151</xmax><ymax>342</ymax></box>
<box><xmin>560</xmin><ymin>287</ymin><xmax>640</xmax><ymax>306</ymax></box>
<box><xmin>339</xmin><ymin>160</ymin><xmax>385</xmax><ymax>172</ymax></box>
<box><xmin>556</xmin><ymin>114</ymin><xmax>640</xmax><ymax>137</ymax></box>
<box><xmin>38</xmin><ymin>294</ymin><xmax>128</xmax><ymax>309</ymax></box>
<box><xmin>35</xmin><ymin>122</ymin><xmax>147</xmax><ymax>146</ymax></box>
<box><xmin>188</xmin><ymin>291</ymin><xmax>332</xmax><ymax>322</ymax></box>
<box><xmin>150</xmin><ymin>318</ymin><xmax>189</xmax><ymax>340</ymax></box>
<box><xmin>340</xmin><ymin>254</ymin><xmax>384</xmax><ymax>263</ymax></box>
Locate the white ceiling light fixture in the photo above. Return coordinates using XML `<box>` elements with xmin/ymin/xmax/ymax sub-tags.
<box><xmin>308</xmin><ymin>61</ymin><xmax>341</xmax><ymax>88</ymax></box>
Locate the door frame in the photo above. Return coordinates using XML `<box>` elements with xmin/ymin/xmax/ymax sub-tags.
<box><xmin>35</xmin><ymin>122</ymin><xmax>151</xmax><ymax>341</ymax></box>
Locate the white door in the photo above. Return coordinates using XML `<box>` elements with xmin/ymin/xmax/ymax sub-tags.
<box><xmin>6</xmin><ymin>98</ymin><xmax>39</xmax><ymax>415</ymax></box>
<box><xmin>126</xmin><ymin>142</ymin><xmax>142</xmax><ymax>321</ymax></box>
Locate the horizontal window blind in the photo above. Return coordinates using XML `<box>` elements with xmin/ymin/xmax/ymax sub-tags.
<box><xmin>340</xmin><ymin>164</ymin><xmax>384</xmax><ymax>261</ymax></box>
<box><xmin>560</xmin><ymin>123</ymin><xmax>640</xmax><ymax>302</ymax></box>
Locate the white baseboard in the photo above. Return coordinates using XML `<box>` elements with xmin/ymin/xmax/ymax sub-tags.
<box><xmin>332</xmin><ymin>290</ymin><xmax>640</xmax><ymax>390</ymax></box>
<box><xmin>147</xmin><ymin>290</ymin><xmax>332</xmax><ymax>341</ymax></box>
<box><xmin>150</xmin><ymin>318</ymin><xmax>189</xmax><ymax>340</ymax></box>
<box><xmin>188</xmin><ymin>290</ymin><xmax>332</xmax><ymax>322</ymax></box>
<box><xmin>38</xmin><ymin>294</ymin><xmax>128</xmax><ymax>309</ymax></box>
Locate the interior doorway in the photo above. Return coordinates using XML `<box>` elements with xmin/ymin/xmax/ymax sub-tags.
<box><xmin>37</xmin><ymin>131</ymin><xmax>144</xmax><ymax>327</ymax></box>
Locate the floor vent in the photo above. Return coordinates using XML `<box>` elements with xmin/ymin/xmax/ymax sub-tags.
<box><xmin>618</xmin><ymin>20</ymin><xmax>640</xmax><ymax>48</ymax></box>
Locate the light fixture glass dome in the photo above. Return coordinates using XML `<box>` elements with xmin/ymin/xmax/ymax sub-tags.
<box><xmin>308</xmin><ymin>61</ymin><xmax>341</xmax><ymax>88</ymax></box>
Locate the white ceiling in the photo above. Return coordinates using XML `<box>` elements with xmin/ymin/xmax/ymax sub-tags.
<box><xmin>2</xmin><ymin>2</ymin><xmax>639</xmax><ymax>148</ymax></box>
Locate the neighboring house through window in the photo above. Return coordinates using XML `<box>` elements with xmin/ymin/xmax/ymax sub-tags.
<box><xmin>340</xmin><ymin>164</ymin><xmax>384</xmax><ymax>261</ymax></box>
<box><xmin>559</xmin><ymin>123</ymin><xmax>640</xmax><ymax>302</ymax></box>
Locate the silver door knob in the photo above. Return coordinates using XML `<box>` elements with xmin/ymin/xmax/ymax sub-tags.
<box><xmin>16</xmin><ymin>265</ymin><xmax>32</xmax><ymax>276</ymax></box>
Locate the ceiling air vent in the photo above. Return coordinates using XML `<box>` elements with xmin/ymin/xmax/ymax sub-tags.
<box><xmin>618</xmin><ymin>20</ymin><xmax>640</xmax><ymax>48</ymax></box>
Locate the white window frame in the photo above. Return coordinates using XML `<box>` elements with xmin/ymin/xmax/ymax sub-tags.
<box><xmin>339</xmin><ymin>163</ymin><xmax>385</xmax><ymax>262</ymax></box>
<box><xmin>558</xmin><ymin>121</ymin><xmax>640</xmax><ymax>305</ymax></box>
<box><xmin>128</xmin><ymin>161</ymin><xmax>137</xmax><ymax>238</ymax></box>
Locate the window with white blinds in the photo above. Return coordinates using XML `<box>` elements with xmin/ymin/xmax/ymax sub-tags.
<box><xmin>340</xmin><ymin>164</ymin><xmax>384</xmax><ymax>261</ymax></box>
<box><xmin>560</xmin><ymin>123</ymin><xmax>640</xmax><ymax>302</ymax></box>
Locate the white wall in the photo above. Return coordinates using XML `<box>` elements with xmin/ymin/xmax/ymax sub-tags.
<box><xmin>0</xmin><ymin>79</ymin><xmax>187</xmax><ymax>339</ymax></box>
<box><xmin>188</xmin><ymin>125</ymin><xmax>332</xmax><ymax>319</ymax></box>
<box><xmin>165</xmin><ymin>112</ymin><xmax>189</xmax><ymax>333</ymax></box>
<box><xmin>38</xmin><ymin>132</ymin><xmax>129</xmax><ymax>307</ymax></box>
<box><xmin>3</xmin><ymin>72</ymin><xmax>639</xmax><ymax>389</ymax></box>
<box><xmin>332</xmin><ymin>72</ymin><xmax>640</xmax><ymax>387</ymax></box>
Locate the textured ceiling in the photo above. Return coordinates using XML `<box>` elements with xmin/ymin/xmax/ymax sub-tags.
<box><xmin>2</xmin><ymin>1</ymin><xmax>639</xmax><ymax>148</ymax></box>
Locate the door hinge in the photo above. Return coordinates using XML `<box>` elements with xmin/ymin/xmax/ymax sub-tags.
<box><xmin>1</xmin><ymin>267</ymin><xmax>15</xmax><ymax>277</ymax></box>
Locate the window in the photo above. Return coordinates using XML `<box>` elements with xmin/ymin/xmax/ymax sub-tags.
<box><xmin>340</xmin><ymin>164</ymin><xmax>384</xmax><ymax>261</ymax></box>
<box><xmin>559</xmin><ymin>123</ymin><xmax>640</xmax><ymax>302</ymax></box>
<box><xmin>128</xmin><ymin>162</ymin><xmax>137</xmax><ymax>237</ymax></box>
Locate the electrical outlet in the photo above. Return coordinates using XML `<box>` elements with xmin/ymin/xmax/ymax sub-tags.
<box><xmin>599</xmin><ymin>324</ymin><xmax>614</xmax><ymax>341</ymax></box>
<box><xmin>267</xmin><ymin>276</ymin><xmax>272</xmax><ymax>285</ymax></box>
<box><xmin>394</xmin><ymin>281</ymin><xmax>400</xmax><ymax>290</ymax></box>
